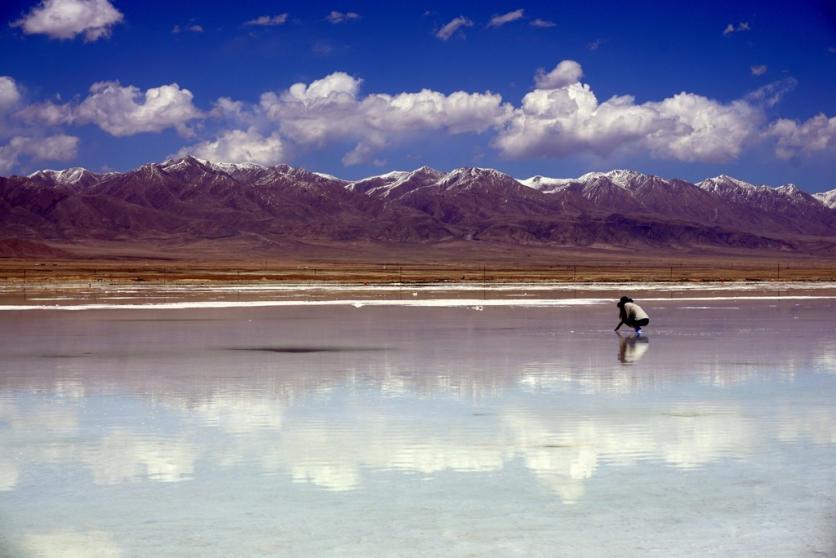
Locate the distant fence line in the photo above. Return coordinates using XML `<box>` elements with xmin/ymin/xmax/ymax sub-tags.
<box><xmin>3</xmin><ymin>261</ymin><xmax>836</xmax><ymax>284</ymax></box>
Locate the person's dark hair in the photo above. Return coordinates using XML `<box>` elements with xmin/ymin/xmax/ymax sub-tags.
<box><xmin>617</xmin><ymin>296</ymin><xmax>634</xmax><ymax>308</ymax></box>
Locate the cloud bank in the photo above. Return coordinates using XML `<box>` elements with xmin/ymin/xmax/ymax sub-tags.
<box><xmin>2</xmin><ymin>61</ymin><xmax>834</xmax><ymax>172</ymax></box>
<box><xmin>183</xmin><ymin>62</ymin><xmax>818</xmax><ymax>166</ymax></box>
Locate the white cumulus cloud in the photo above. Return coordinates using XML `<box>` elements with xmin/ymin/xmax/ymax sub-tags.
<box><xmin>74</xmin><ymin>81</ymin><xmax>202</xmax><ymax>136</ymax></box>
<box><xmin>496</xmin><ymin>60</ymin><xmax>764</xmax><ymax>162</ymax></box>
<box><xmin>255</xmin><ymin>71</ymin><xmax>510</xmax><ymax>165</ymax></box>
<box><xmin>178</xmin><ymin>127</ymin><xmax>286</xmax><ymax>165</ymax></box>
<box><xmin>194</xmin><ymin>72</ymin><xmax>510</xmax><ymax>166</ymax></box>
<box><xmin>644</xmin><ymin>93</ymin><xmax>761</xmax><ymax>161</ymax></box>
<box><xmin>436</xmin><ymin>16</ymin><xmax>473</xmax><ymax>41</ymax></box>
<box><xmin>16</xmin><ymin>81</ymin><xmax>203</xmax><ymax>136</ymax></box>
<box><xmin>767</xmin><ymin>114</ymin><xmax>836</xmax><ymax>159</ymax></box>
<box><xmin>488</xmin><ymin>9</ymin><xmax>524</xmax><ymax>28</ymax></box>
<box><xmin>534</xmin><ymin>60</ymin><xmax>583</xmax><ymax>89</ymax></box>
<box><xmin>0</xmin><ymin>76</ymin><xmax>23</xmax><ymax>113</ymax></box>
<box><xmin>750</xmin><ymin>65</ymin><xmax>768</xmax><ymax>76</ymax></box>
<box><xmin>0</xmin><ymin>133</ymin><xmax>79</xmax><ymax>174</ymax></box>
<box><xmin>12</xmin><ymin>0</ymin><xmax>123</xmax><ymax>41</ymax></box>
<box><xmin>259</xmin><ymin>72</ymin><xmax>365</xmax><ymax>146</ymax></box>
<box><xmin>14</xmin><ymin>100</ymin><xmax>75</xmax><ymax>126</ymax></box>
<box><xmin>0</xmin><ymin>76</ymin><xmax>80</xmax><ymax>173</ymax></box>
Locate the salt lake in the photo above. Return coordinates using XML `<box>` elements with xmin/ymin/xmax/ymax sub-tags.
<box><xmin>1</xmin><ymin>285</ymin><xmax>835</xmax><ymax>556</ymax></box>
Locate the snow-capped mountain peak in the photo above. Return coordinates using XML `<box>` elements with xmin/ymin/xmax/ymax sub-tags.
<box><xmin>518</xmin><ymin>175</ymin><xmax>575</xmax><ymax>193</ymax></box>
<box><xmin>578</xmin><ymin>169</ymin><xmax>650</xmax><ymax>188</ymax></box>
<box><xmin>346</xmin><ymin>166</ymin><xmax>444</xmax><ymax>197</ymax></box>
<box><xmin>311</xmin><ymin>171</ymin><xmax>342</xmax><ymax>181</ymax></box>
<box><xmin>28</xmin><ymin>167</ymin><xmax>99</xmax><ymax>186</ymax></box>
<box><xmin>776</xmin><ymin>183</ymin><xmax>803</xmax><ymax>196</ymax></box>
<box><xmin>371</xmin><ymin>170</ymin><xmax>410</xmax><ymax>180</ymax></box>
<box><xmin>698</xmin><ymin>175</ymin><xmax>759</xmax><ymax>192</ymax></box>
<box><xmin>700</xmin><ymin>176</ymin><xmax>811</xmax><ymax>200</ymax></box>
<box><xmin>160</xmin><ymin>155</ymin><xmax>270</xmax><ymax>176</ymax></box>
<box><xmin>437</xmin><ymin>167</ymin><xmax>517</xmax><ymax>190</ymax></box>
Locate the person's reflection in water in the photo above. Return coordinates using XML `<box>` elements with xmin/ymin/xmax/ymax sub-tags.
<box><xmin>617</xmin><ymin>332</ymin><xmax>650</xmax><ymax>364</ymax></box>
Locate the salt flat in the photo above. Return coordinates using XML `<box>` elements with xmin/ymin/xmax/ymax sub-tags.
<box><xmin>0</xmin><ymin>290</ymin><xmax>834</xmax><ymax>557</ymax></box>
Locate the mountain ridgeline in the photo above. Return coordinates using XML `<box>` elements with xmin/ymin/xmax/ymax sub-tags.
<box><xmin>1</xmin><ymin>157</ymin><xmax>835</xmax><ymax>257</ymax></box>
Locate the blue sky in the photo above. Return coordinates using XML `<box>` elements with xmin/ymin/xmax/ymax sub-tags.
<box><xmin>1</xmin><ymin>0</ymin><xmax>835</xmax><ymax>190</ymax></box>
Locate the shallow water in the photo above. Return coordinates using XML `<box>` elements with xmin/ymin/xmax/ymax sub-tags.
<box><xmin>1</xmin><ymin>296</ymin><xmax>835</xmax><ymax>556</ymax></box>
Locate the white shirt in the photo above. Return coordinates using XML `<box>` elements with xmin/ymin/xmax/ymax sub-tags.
<box><xmin>624</xmin><ymin>302</ymin><xmax>649</xmax><ymax>321</ymax></box>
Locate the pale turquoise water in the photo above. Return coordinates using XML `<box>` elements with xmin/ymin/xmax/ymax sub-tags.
<box><xmin>1</xmin><ymin>297</ymin><xmax>835</xmax><ymax>556</ymax></box>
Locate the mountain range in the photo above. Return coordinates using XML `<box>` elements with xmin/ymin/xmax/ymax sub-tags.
<box><xmin>1</xmin><ymin>156</ymin><xmax>834</xmax><ymax>258</ymax></box>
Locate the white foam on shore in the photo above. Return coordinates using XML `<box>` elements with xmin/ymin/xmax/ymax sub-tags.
<box><xmin>0</xmin><ymin>298</ymin><xmax>606</xmax><ymax>311</ymax></box>
<box><xmin>1</xmin><ymin>295</ymin><xmax>834</xmax><ymax>311</ymax></box>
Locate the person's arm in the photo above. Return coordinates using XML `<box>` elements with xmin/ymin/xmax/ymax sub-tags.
<box><xmin>614</xmin><ymin>319</ymin><xmax>624</xmax><ymax>331</ymax></box>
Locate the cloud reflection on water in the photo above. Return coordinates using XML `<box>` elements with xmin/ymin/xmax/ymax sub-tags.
<box><xmin>0</xmin><ymin>302</ymin><xmax>835</xmax><ymax>509</ymax></box>
<box><xmin>21</xmin><ymin>529</ymin><xmax>123</xmax><ymax>558</ymax></box>
<box><xmin>1</xmin><ymin>381</ymin><xmax>835</xmax><ymax>504</ymax></box>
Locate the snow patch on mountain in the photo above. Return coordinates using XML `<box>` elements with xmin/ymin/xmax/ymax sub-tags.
<box><xmin>28</xmin><ymin>167</ymin><xmax>95</xmax><ymax>185</ymax></box>
<box><xmin>699</xmin><ymin>175</ymin><xmax>815</xmax><ymax>200</ymax></box>
<box><xmin>347</xmin><ymin>167</ymin><xmax>444</xmax><ymax>197</ymax></box>
<box><xmin>519</xmin><ymin>175</ymin><xmax>575</xmax><ymax>193</ymax></box>
<box><xmin>312</xmin><ymin>171</ymin><xmax>343</xmax><ymax>181</ymax></box>
<box><xmin>578</xmin><ymin>169</ymin><xmax>649</xmax><ymax>188</ymax></box>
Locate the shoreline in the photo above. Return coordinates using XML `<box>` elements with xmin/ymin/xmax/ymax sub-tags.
<box><xmin>2</xmin><ymin>279</ymin><xmax>836</xmax><ymax>311</ymax></box>
<box><xmin>3</xmin><ymin>294</ymin><xmax>836</xmax><ymax>312</ymax></box>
